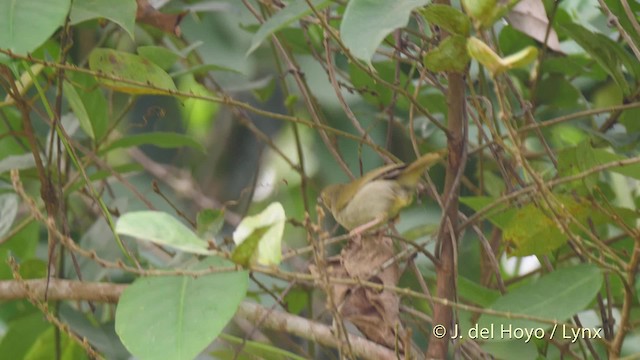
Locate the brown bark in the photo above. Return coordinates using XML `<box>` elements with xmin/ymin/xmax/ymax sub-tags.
<box><xmin>425</xmin><ymin>6</ymin><xmax>466</xmax><ymax>354</ymax></box>
<box><xmin>0</xmin><ymin>279</ymin><xmax>398</xmax><ymax>360</ymax></box>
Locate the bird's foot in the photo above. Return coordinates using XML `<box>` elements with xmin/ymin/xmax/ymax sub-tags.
<box><xmin>348</xmin><ymin>216</ymin><xmax>385</xmax><ymax>241</ymax></box>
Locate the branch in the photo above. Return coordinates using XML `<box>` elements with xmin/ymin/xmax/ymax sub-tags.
<box><xmin>0</xmin><ymin>279</ymin><xmax>398</xmax><ymax>360</ymax></box>
<box><xmin>426</xmin><ymin>2</ymin><xmax>466</xmax><ymax>358</ymax></box>
<box><xmin>237</xmin><ymin>302</ymin><xmax>398</xmax><ymax>360</ymax></box>
<box><xmin>0</xmin><ymin>279</ymin><xmax>125</xmax><ymax>303</ymax></box>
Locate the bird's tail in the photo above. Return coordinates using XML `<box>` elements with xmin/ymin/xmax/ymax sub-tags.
<box><xmin>396</xmin><ymin>149</ymin><xmax>447</xmax><ymax>188</ymax></box>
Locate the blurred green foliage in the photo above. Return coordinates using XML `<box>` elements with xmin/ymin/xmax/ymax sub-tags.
<box><xmin>1</xmin><ymin>0</ymin><xmax>640</xmax><ymax>359</ymax></box>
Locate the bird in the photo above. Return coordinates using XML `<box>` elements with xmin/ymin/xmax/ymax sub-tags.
<box><xmin>320</xmin><ymin>150</ymin><xmax>446</xmax><ymax>236</ymax></box>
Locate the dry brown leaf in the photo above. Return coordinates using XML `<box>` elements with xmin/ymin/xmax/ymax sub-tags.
<box><xmin>506</xmin><ymin>0</ymin><xmax>563</xmax><ymax>53</ymax></box>
<box><xmin>136</xmin><ymin>0</ymin><xmax>185</xmax><ymax>36</ymax></box>
<box><xmin>310</xmin><ymin>235</ymin><xmax>406</xmax><ymax>350</ymax></box>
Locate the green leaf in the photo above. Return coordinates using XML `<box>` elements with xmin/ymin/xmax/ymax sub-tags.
<box><xmin>593</xmin><ymin>131</ymin><xmax>640</xmax><ymax>149</ymax></box>
<box><xmin>592</xmin><ymin>82</ymin><xmax>623</xmax><ymax>108</ymax></box>
<box><xmin>467</xmin><ymin>37</ymin><xmax>537</xmax><ymax>75</ymax></box>
<box><xmin>59</xmin><ymin>305</ymin><xmax>129</xmax><ymax>359</ymax></box>
<box><xmin>0</xmin><ymin>300</ymin><xmax>38</xmax><ymax>327</ymax></box>
<box><xmin>348</xmin><ymin>61</ymin><xmax>413</xmax><ymax>109</ymax></box>
<box><xmin>481</xmin><ymin>170</ymin><xmax>506</xmax><ymax>198</ymax></box>
<box><xmin>0</xmin><ymin>313</ymin><xmax>50</xmax><ymax>359</ymax></box>
<box><xmin>266</xmin><ymin>26</ymin><xmax>324</xmax><ymax>55</ymax></box>
<box><xmin>550</xmin><ymin>124</ymin><xmax>588</xmax><ymax>147</ymax></box>
<box><xmin>477</xmin><ymin>264</ymin><xmax>603</xmax><ymax>333</ymax></box>
<box><xmin>283</xmin><ymin>289</ymin><xmax>310</xmax><ymax>315</ymax></box>
<box><xmin>559</xmin><ymin>142</ymin><xmax>640</xmax><ymax>189</ymax></box>
<box><xmin>503</xmin><ymin>194</ymin><xmax>614</xmax><ymax>256</ymax></box>
<box><xmin>252</xmin><ymin>77</ymin><xmax>276</xmax><ymax>103</ymax></box>
<box><xmin>0</xmin><ymin>109</ymin><xmax>28</xmax><ymax>160</ymax></box>
<box><xmin>217</xmin><ymin>333</ymin><xmax>308</xmax><ymax>360</ymax></box>
<box><xmin>462</xmin><ymin>0</ymin><xmax>516</xmax><ymax>28</ymax></box>
<box><xmin>501</xmin><ymin>46</ymin><xmax>538</xmax><ymax>69</ymax></box>
<box><xmin>88</xmin><ymin>48</ymin><xmax>177</xmax><ymax>95</ymax></box>
<box><xmin>66</xmin><ymin>163</ymin><xmax>143</xmax><ymax>193</ymax></box>
<box><xmin>101</xmin><ymin>132</ymin><xmax>206</xmax><ymax>154</ymax></box>
<box><xmin>401</xmin><ymin>222</ymin><xmax>439</xmax><ymax>241</ymax></box>
<box><xmin>461</xmin><ymin>0</ymin><xmax>495</xmax><ymax>27</ymax></box>
<box><xmin>0</xmin><ymin>154</ymin><xmax>36</xmax><ymax>174</ymax></box>
<box><xmin>620</xmin><ymin>107</ymin><xmax>640</xmax><ymax>133</ymax></box>
<box><xmin>116</xmin><ymin>211</ymin><xmax>211</xmax><ymax>255</ymax></box>
<box><xmin>17</xmin><ymin>259</ymin><xmax>47</xmax><ymax>279</ymax></box>
<box><xmin>247</xmin><ymin>0</ymin><xmax>333</xmax><ymax>55</ymax></box>
<box><xmin>70</xmin><ymin>0</ymin><xmax>136</xmax><ymax>39</ymax></box>
<box><xmin>459</xmin><ymin>196</ymin><xmax>514</xmax><ymax>228</ymax></box>
<box><xmin>177</xmin><ymin>74</ymin><xmax>219</xmax><ymax>140</ymax></box>
<box><xmin>534</xmin><ymin>74</ymin><xmax>580</xmax><ymax>108</ymax></box>
<box><xmin>68</xmin><ymin>72</ymin><xmax>109</xmax><ymax>140</ymax></box>
<box><xmin>502</xmin><ymin>204</ymin><xmax>567</xmax><ymax>256</ymax></box>
<box><xmin>561</xmin><ymin>23</ymin><xmax>639</xmax><ymax>96</ymax></box>
<box><xmin>423</xmin><ymin>35</ymin><xmax>469</xmax><ymax>73</ymax></box>
<box><xmin>0</xmin><ymin>222</ymin><xmax>39</xmax><ymax>280</ymax></box>
<box><xmin>420</xmin><ymin>5</ymin><xmax>471</xmax><ymax>36</ymax></box>
<box><xmin>466</xmin><ymin>36</ymin><xmax>506</xmax><ymax>74</ymax></box>
<box><xmin>341</xmin><ymin>0</ymin><xmax>429</xmax><ymax>64</ymax></box>
<box><xmin>137</xmin><ymin>45</ymin><xmax>181</xmax><ymax>71</ymax></box>
<box><xmin>463</xmin><ymin>192</ymin><xmax>617</xmax><ymax>257</ymax></box>
<box><xmin>232</xmin><ymin>227</ymin><xmax>269</xmax><ymax>267</ymax></box>
<box><xmin>115</xmin><ymin>258</ymin><xmax>248</xmax><ymax>360</ymax></box>
<box><xmin>422</xmin><ymin>267</ymin><xmax>500</xmax><ymax>307</ymax></box>
<box><xmin>0</xmin><ymin>0</ymin><xmax>70</xmax><ymax>55</ymax></box>
<box><xmin>498</xmin><ymin>25</ymin><xmax>537</xmax><ymax>56</ymax></box>
<box><xmin>557</xmin><ymin>142</ymin><xmax>601</xmax><ymax>192</ymax></box>
<box><xmin>458</xmin><ymin>276</ymin><xmax>501</xmax><ymax>308</ymax></box>
<box><xmin>542</xmin><ymin>54</ymin><xmax>606</xmax><ymax>79</ymax></box>
<box><xmin>603</xmin><ymin>0</ymin><xmax>640</xmax><ymax>51</ymax></box>
<box><xmin>25</xmin><ymin>327</ymin><xmax>88</xmax><ymax>360</ymax></box>
<box><xmin>232</xmin><ymin>202</ymin><xmax>285</xmax><ymax>266</ymax></box>
<box><xmin>284</xmin><ymin>94</ymin><xmax>298</xmax><ymax>109</ymax></box>
<box><xmin>591</xmin><ymin>148</ymin><xmax>640</xmax><ymax>181</ymax></box>
<box><xmin>482</xmin><ymin>340</ymin><xmax>538</xmax><ymax>360</ymax></box>
<box><xmin>196</xmin><ymin>209</ymin><xmax>225</xmax><ymax>238</ymax></box>
<box><xmin>6</xmin><ymin>63</ymin><xmax>46</xmax><ymax>103</ymax></box>
<box><xmin>0</xmin><ymin>193</ymin><xmax>18</xmax><ymax>238</ymax></box>
<box><xmin>169</xmin><ymin>64</ymin><xmax>243</xmax><ymax>78</ymax></box>
<box><xmin>63</xmin><ymin>73</ymin><xmax>109</xmax><ymax>140</ymax></box>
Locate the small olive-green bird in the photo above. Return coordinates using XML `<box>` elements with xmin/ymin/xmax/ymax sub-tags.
<box><xmin>320</xmin><ymin>150</ymin><xmax>446</xmax><ymax>234</ymax></box>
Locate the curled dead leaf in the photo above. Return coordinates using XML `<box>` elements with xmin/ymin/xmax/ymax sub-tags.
<box><xmin>506</xmin><ymin>0</ymin><xmax>563</xmax><ymax>53</ymax></box>
<box><xmin>311</xmin><ymin>235</ymin><xmax>413</xmax><ymax>354</ymax></box>
<box><xmin>136</xmin><ymin>0</ymin><xmax>185</xmax><ymax>36</ymax></box>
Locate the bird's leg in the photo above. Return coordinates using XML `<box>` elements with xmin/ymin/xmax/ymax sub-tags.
<box><xmin>348</xmin><ymin>215</ymin><xmax>386</xmax><ymax>240</ymax></box>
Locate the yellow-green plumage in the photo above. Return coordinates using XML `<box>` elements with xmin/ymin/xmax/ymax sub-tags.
<box><xmin>320</xmin><ymin>151</ymin><xmax>446</xmax><ymax>231</ymax></box>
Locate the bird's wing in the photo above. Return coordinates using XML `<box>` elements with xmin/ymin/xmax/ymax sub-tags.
<box><xmin>333</xmin><ymin>163</ymin><xmax>404</xmax><ymax>211</ymax></box>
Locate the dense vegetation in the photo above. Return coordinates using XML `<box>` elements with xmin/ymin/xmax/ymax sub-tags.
<box><xmin>1</xmin><ymin>0</ymin><xmax>639</xmax><ymax>359</ymax></box>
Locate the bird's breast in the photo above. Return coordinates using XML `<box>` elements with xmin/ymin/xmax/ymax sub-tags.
<box><xmin>334</xmin><ymin>180</ymin><xmax>413</xmax><ymax>230</ymax></box>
